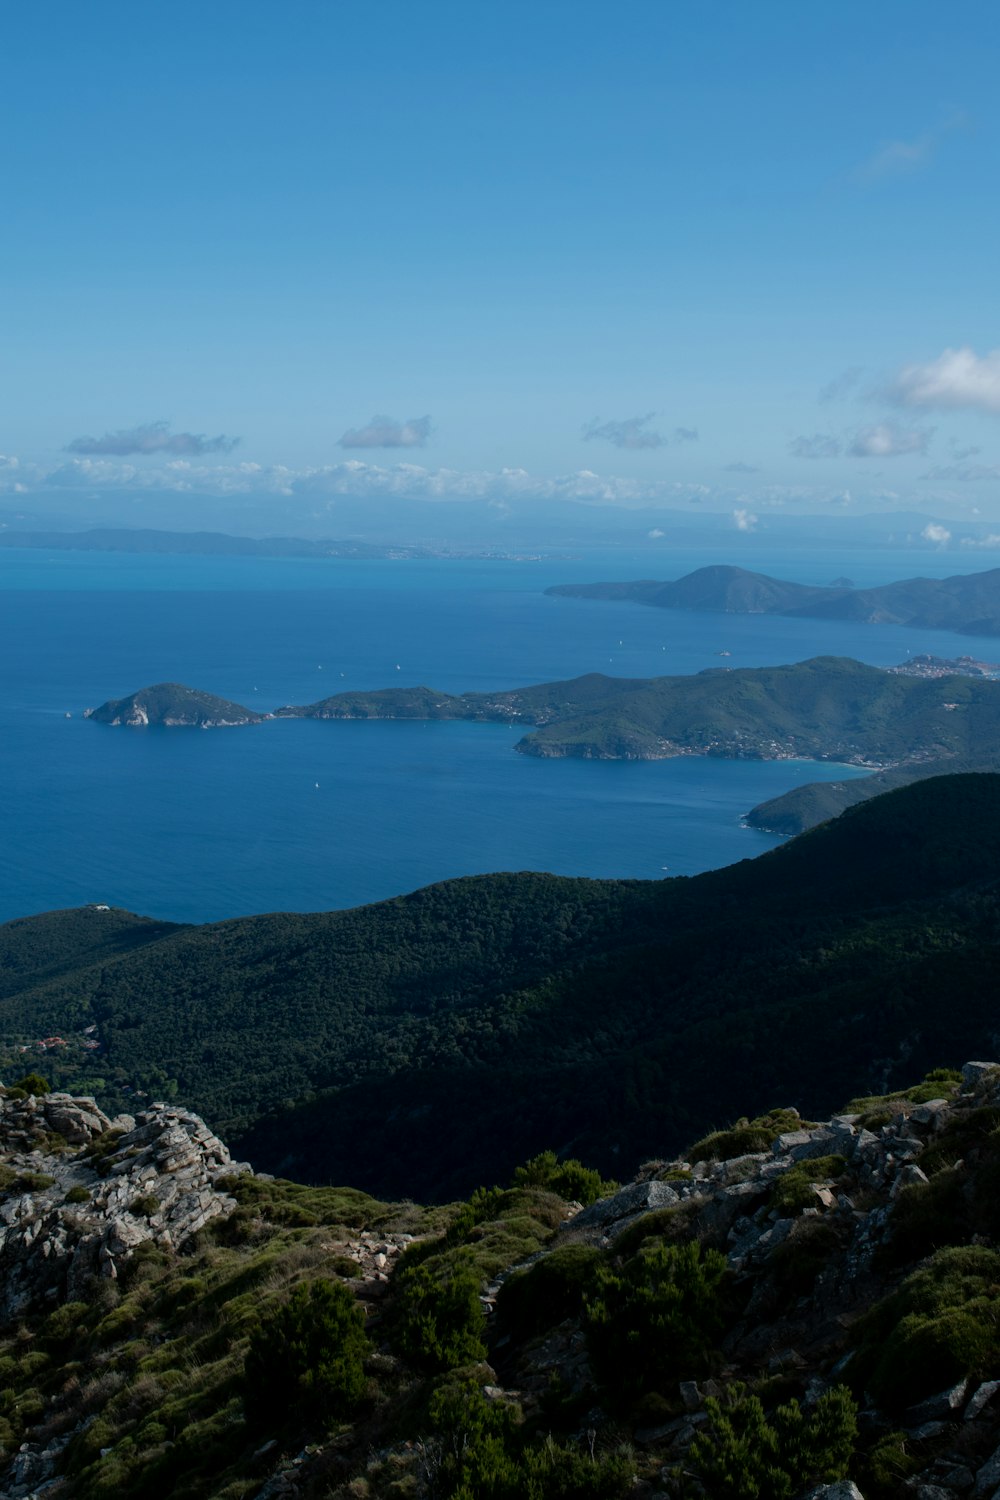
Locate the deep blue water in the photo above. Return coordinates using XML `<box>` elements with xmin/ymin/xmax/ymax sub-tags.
<box><xmin>2</xmin><ymin>542</ymin><xmax>996</xmax><ymax>924</ymax></box>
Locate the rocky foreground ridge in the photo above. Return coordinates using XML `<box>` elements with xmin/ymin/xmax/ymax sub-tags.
<box><xmin>6</xmin><ymin>1067</ymin><xmax>1000</xmax><ymax>1497</ymax></box>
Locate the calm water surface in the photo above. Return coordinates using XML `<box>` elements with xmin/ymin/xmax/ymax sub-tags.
<box><xmin>2</xmin><ymin>543</ymin><xmax>993</xmax><ymax>923</ymax></box>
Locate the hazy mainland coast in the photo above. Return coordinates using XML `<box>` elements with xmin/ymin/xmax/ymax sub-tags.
<box><xmin>548</xmin><ymin>562</ymin><xmax>1000</xmax><ymax>636</ymax></box>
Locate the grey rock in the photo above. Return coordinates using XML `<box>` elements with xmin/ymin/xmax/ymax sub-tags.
<box><xmin>0</xmin><ymin>1094</ymin><xmax>247</xmax><ymax>1321</ymax></box>
<box><xmin>892</xmin><ymin>1164</ymin><xmax>930</xmax><ymax>1195</ymax></box>
<box><xmin>905</xmin><ymin>1380</ymin><xmax>968</xmax><ymax>1426</ymax></box>
<box><xmin>570</xmin><ymin>1180</ymin><xmax>679</xmax><ymax>1235</ymax></box>
<box><xmin>972</xmin><ymin>1446</ymin><xmax>1000</xmax><ymax>1498</ymax></box>
<box><xmin>962</xmin><ymin>1061</ymin><xmax>999</xmax><ymax>1089</ymax></box>
<box><xmin>967</xmin><ymin>1381</ymin><xmax>1000</xmax><ymax>1421</ymax></box>
<box><xmin>801</xmin><ymin>1482</ymin><xmax>866</xmax><ymax>1499</ymax></box>
<box><xmin>907</xmin><ymin>1421</ymin><xmax>950</xmax><ymax>1441</ymax></box>
<box><xmin>773</xmin><ymin>1130</ymin><xmax>814</xmax><ymax>1154</ymax></box>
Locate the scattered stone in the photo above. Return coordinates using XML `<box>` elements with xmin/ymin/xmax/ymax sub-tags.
<box><xmin>802</xmin><ymin>1481</ymin><xmax>866</xmax><ymax>1499</ymax></box>
<box><xmin>905</xmin><ymin>1381</ymin><xmax>969</xmax><ymax>1426</ymax></box>
<box><xmin>968</xmin><ymin>1383</ymin><xmax>1000</xmax><ymax>1421</ymax></box>
<box><xmin>679</xmin><ymin>1380</ymin><xmax>701</xmax><ymax>1411</ymax></box>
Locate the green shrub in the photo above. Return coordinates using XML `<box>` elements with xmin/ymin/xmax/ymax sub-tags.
<box><xmin>12</xmin><ymin>1072</ymin><xmax>50</xmax><ymax>1096</ymax></box>
<box><xmin>14</xmin><ymin>1172</ymin><xmax>55</xmax><ymax>1194</ymax></box>
<box><xmin>857</xmin><ymin>1431</ymin><xmax>921</xmax><ymax>1498</ymax></box>
<box><xmin>40</xmin><ymin>1300</ymin><xmax>91</xmax><ymax>1349</ymax></box>
<box><xmin>851</xmin><ymin>1245</ymin><xmax>1000</xmax><ymax>1410</ymax></box>
<box><xmin>584</xmin><ymin>1239</ymin><xmax>729</xmax><ymax>1400</ymax></box>
<box><xmin>393</xmin><ymin>1256</ymin><xmax>487</xmax><ymax>1373</ymax></box>
<box><xmin>690</xmin><ymin>1383</ymin><xmax>857</xmax><ymax>1498</ymax></box>
<box><xmin>130</xmin><ymin>1195</ymin><xmax>160</xmax><ymax>1218</ymax></box>
<box><xmin>497</xmin><ymin>1245</ymin><xmax>602</xmax><ymax>1340</ymax></box>
<box><xmin>428</xmin><ymin>1378</ymin><xmax>633</xmax><ymax>1500</ymax></box>
<box><xmin>770</xmin><ymin>1155</ymin><xmax>846</xmax><ymax>1216</ymax></box>
<box><xmin>688</xmin><ymin>1109</ymin><xmax>808</xmax><ymax>1165</ymax></box>
<box><xmin>768</xmin><ymin>1218</ymin><xmax>844</xmax><ymax>1298</ymax></box>
<box><xmin>611</xmin><ymin>1203</ymin><xmax>699</xmax><ymax>1258</ymax></box>
<box><xmin>511</xmin><ymin>1151</ymin><xmax>617</xmax><ymax>1207</ymax></box>
<box><xmin>244</xmin><ymin>1277</ymin><xmax>369</xmax><ymax>1428</ymax></box>
<box><xmin>65</xmin><ymin>1185</ymin><xmax>91</xmax><ymax>1205</ymax></box>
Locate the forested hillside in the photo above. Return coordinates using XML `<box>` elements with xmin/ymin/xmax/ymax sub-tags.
<box><xmin>3</xmin><ymin>775</ymin><xmax>1000</xmax><ymax>1199</ymax></box>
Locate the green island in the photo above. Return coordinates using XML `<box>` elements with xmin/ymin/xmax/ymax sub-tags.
<box><xmin>546</xmin><ymin>561</ymin><xmax>1000</xmax><ymax>635</ymax></box>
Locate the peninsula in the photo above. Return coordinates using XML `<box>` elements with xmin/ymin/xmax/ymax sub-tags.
<box><xmin>547</xmin><ymin>562</ymin><xmax>1000</xmax><ymax>636</ymax></box>
<box><xmin>88</xmin><ymin>656</ymin><xmax>1000</xmax><ymax>772</ymax></box>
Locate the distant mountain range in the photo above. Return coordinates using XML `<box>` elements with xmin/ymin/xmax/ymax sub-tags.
<box><xmin>547</xmin><ymin>563</ymin><xmax>1000</xmax><ymax>635</ymax></box>
<box><xmin>3</xmin><ymin>774</ymin><xmax>1000</xmax><ymax>1199</ymax></box>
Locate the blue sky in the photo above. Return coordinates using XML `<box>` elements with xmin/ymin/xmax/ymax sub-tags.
<box><xmin>3</xmin><ymin>0</ymin><xmax>1000</xmax><ymax>523</ymax></box>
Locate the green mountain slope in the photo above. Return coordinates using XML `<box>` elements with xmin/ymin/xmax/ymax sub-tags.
<box><xmin>4</xmin><ymin>775</ymin><xmax>1000</xmax><ymax>1199</ymax></box>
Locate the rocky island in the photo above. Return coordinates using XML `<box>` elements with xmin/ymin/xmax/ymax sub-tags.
<box><xmin>547</xmin><ymin>562</ymin><xmax>1000</xmax><ymax>636</ymax></box>
<box><xmin>83</xmin><ymin>682</ymin><xmax>263</xmax><ymax>727</ymax></box>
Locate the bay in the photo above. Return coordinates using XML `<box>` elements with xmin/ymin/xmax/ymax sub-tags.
<box><xmin>2</xmin><ymin>541</ymin><xmax>996</xmax><ymax>924</ymax></box>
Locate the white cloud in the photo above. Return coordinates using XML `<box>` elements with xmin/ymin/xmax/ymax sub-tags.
<box><xmin>732</xmin><ymin>507</ymin><xmax>758</xmax><ymax>532</ymax></box>
<box><xmin>338</xmin><ymin>415</ymin><xmax>431</xmax><ymax>449</ymax></box>
<box><xmin>647</xmin><ymin>528</ymin><xmax>665</xmax><ymax>538</ymax></box>
<box><xmin>921</xmin><ymin>523</ymin><xmax>952</xmax><ymax>545</ymax></box>
<box><xmin>960</xmin><ymin>534</ymin><xmax>1000</xmax><ymax>548</ymax></box>
<box><xmin>886</xmin><ymin>347</ymin><xmax>1000</xmax><ymax>416</ymax></box>
<box><xmin>673</xmin><ymin>426</ymin><xmax>699</xmax><ymax>443</ymax></box>
<box><xmin>848</xmin><ymin>423</ymin><xmax>931</xmax><ymax>458</ymax></box>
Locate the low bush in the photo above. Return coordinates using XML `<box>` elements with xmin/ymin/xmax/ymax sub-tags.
<box><xmin>428</xmin><ymin>1378</ymin><xmax>633</xmax><ymax>1499</ymax></box>
<box><xmin>851</xmin><ymin>1244</ymin><xmax>1000</xmax><ymax>1410</ymax></box>
<box><xmin>584</xmin><ymin>1239</ymin><xmax>730</xmax><ymax>1401</ymax></box>
<box><xmin>392</xmin><ymin>1256</ymin><xmax>487</xmax><ymax>1373</ymax></box>
<box><xmin>496</xmin><ymin>1245</ymin><xmax>602</xmax><ymax>1340</ymax></box>
<box><xmin>13</xmin><ymin>1072</ymin><xmax>51</xmax><ymax>1096</ymax></box>
<box><xmin>244</xmin><ymin>1277</ymin><xmax>369</xmax><ymax>1428</ymax></box>
<box><xmin>688</xmin><ymin>1109</ymin><xmax>809</xmax><ymax>1165</ymax></box>
<box><xmin>511</xmin><ymin>1151</ymin><xmax>617</xmax><ymax>1207</ymax></box>
<box><xmin>770</xmin><ymin>1154</ymin><xmax>846</xmax><ymax>1216</ymax></box>
<box><xmin>689</xmin><ymin>1383</ymin><xmax>858</xmax><ymax>1498</ymax></box>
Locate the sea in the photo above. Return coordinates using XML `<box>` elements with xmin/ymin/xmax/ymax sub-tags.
<box><xmin>3</xmin><ymin>540</ymin><xmax>998</xmax><ymax>926</ymax></box>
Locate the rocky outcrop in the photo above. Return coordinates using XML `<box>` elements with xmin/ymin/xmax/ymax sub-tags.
<box><xmin>0</xmin><ymin>1089</ymin><xmax>251</xmax><ymax>1321</ymax></box>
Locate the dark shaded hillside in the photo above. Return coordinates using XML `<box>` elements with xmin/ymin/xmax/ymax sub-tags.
<box><xmin>4</xmin><ymin>775</ymin><xmax>1000</xmax><ymax>1198</ymax></box>
<box><xmin>746</xmin><ymin>752</ymin><xmax>1000</xmax><ymax>833</ymax></box>
<box><xmin>548</xmin><ymin>562</ymin><xmax>1000</xmax><ymax>634</ymax></box>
